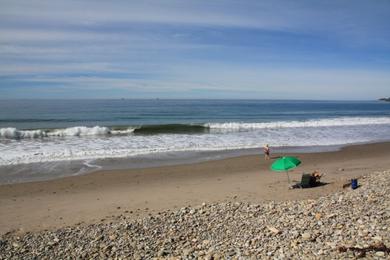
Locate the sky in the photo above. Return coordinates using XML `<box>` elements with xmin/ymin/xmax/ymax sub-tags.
<box><xmin>0</xmin><ymin>0</ymin><xmax>390</xmax><ymax>100</ymax></box>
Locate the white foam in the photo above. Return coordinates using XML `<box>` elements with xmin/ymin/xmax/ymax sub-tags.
<box><xmin>0</xmin><ymin>127</ymin><xmax>47</xmax><ymax>139</ymax></box>
<box><xmin>1</xmin><ymin>122</ymin><xmax>390</xmax><ymax>166</ymax></box>
<box><xmin>0</xmin><ymin>126</ymin><xmax>135</xmax><ymax>139</ymax></box>
<box><xmin>48</xmin><ymin>126</ymin><xmax>110</xmax><ymax>137</ymax></box>
<box><xmin>110</xmin><ymin>128</ymin><xmax>135</xmax><ymax>135</ymax></box>
<box><xmin>206</xmin><ymin>117</ymin><xmax>390</xmax><ymax>130</ymax></box>
<box><xmin>1</xmin><ymin>117</ymin><xmax>390</xmax><ymax>140</ymax></box>
<box><xmin>1</xmin><ymin>117</ymin><xmax>390</xmax><ymax>166</ymax></box>
<box><xmin>83</xmin><ymin>159</ymin><xmax>102</xmax><ymax>169</ymax></box>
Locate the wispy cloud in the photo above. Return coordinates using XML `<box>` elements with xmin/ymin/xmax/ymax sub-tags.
<box><xmin>3</xmin><ymin>64</ymin><xmax>390</xmax><ymax>99</ymax></box>
<box><xmin>0</xmin><ymin>0</ymin><xmax>389</xmax><ymax>99</ymax></box>
<box><xmin>0</xmin><ymin>1</ymin><xmax>294</xmax><ymax>30</ymax></box>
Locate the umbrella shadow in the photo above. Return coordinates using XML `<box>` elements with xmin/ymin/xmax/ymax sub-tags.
<box><xmin>290</xmin><ymin>181</ymin><xmax>330</xmax><ymax>189</ymax></box>
<box><xmin>312</xmin><ymin>181</ymin><xmax>330</xmax><ymax>188</ymax></box>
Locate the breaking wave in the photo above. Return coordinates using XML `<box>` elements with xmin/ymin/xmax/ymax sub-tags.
<box><xmin>133</xmin><ymin>124</ymin><xmax>209</xmax><ymax>134</ymax></box>
<box><xmin>1</xmin><ymin>116</ymin><xmax>390</xmax><ymax>139</ymax></box>
<box><xmin>206</xmin><ymin>117</ymin><xmax>390</xmax><ymax>130</ymax></box>
<box><xmin>0</xmin><ymin>126</ymin><xmax>134</xmax><ymax>139</ymax></box>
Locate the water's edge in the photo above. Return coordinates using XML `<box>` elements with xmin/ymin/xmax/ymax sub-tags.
<box><xmin>1</xmin><ymin>140</ymin><xmax>383</xmax><ymax>185</ymax></box>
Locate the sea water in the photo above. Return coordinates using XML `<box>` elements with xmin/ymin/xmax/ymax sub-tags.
<box><xmin>1</xmin><ymin>99</ymin><xmax>390</xmax><ymax>183</ymax></box>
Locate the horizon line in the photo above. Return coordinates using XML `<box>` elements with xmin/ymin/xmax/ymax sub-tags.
<box><xmin>0</xmin><ymin>98</ymin><xmax>383</xmax><ymax>102</ymax></box>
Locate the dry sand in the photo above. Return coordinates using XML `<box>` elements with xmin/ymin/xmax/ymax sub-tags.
<box><xmin>1</xmin><ymin>142</ymin><xmax>389</xmax><ymax>235</ymax></box>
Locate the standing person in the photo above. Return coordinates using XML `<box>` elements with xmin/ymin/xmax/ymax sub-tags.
<box><xmin>263</xmin><ymin>144</ymin><xmax>270</xmax><ymax>160</ymax></box>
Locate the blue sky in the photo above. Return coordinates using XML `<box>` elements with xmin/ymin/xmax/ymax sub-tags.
<box><xmin>0</xmin><ymin>0</ymin><xmax>390</xmax><ymax>99</ymax></box>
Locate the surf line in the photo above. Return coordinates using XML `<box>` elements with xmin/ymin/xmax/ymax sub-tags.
<box><xmin>83</xmin><ymin>160</ymin><xmax>102</xmax><ymax>170</ymax></box>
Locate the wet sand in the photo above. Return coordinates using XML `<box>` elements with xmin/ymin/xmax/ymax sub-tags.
<box><xmin>1</xmin><ymin>142</ymin><xmax>389</xmax><ymax>235</ymax></box>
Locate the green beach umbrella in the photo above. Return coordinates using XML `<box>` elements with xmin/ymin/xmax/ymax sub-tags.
<box><xmin>271</xmin><ymin>156</ymin><xmax>301</xmax><ymax>184</ymax></box>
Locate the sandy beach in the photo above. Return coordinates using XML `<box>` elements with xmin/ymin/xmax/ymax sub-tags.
<box><xmin>1</xmin><ymin>142</ymin><xmax>390</xmax><ymax>235</ymax></box>
<box><xmin>2</xmin><ymin>1</ymin><xmax>390</xmax><ymax>257</ymax></box>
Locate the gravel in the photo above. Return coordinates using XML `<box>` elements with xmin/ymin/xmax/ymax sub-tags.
<box><xmin>1</xmin><ymin>170</ymin><xmax>389</xmax><ymax>259</ymax></box>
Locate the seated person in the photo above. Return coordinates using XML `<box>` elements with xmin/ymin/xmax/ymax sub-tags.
<box><xmin>311</xmin><ymin>170</ymin><xmax>322</xmax><ymax>182</ymax></box>
<box><xmin>293</xmin><ymin>170</ymin><xmax>323</xmax><ymax>189</ymax></box>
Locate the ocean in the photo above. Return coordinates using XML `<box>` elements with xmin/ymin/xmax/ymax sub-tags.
<box><xmin>1</xmin><ymin>99</ymin><xmax>390</xmax><ymax>183</ymax></box>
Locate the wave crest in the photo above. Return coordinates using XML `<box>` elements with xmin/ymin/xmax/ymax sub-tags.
<box><xmin>0</xmin><ymin>128</ymin><xmax>46</xmax><ymax>139</ymax></box>
<box><xmin>1</xmin><ymin>117</ymin><xmax>390</xmax><ymax>139</ymax></box>
<box><xmin>0</xmin><ymin>126</ymin><xmax>135</xmax><ymax>139</ymax></box>
<box><xmin>49</xmin><ymin>126</ymin><xmax>110</xmax><ymax>137</ymax></box>
<box><xmin>206</xmin><ymin>117</ymin><xmax>390</xmax><ymax>130</ymax></box>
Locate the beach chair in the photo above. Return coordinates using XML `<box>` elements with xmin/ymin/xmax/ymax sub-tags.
<box><xmin>292</xmin><ymin>173</ymin><xmax>318</xmax><ymax>189</ymax></box>
<box><xmin>300</xmin><ymin>174</ymin><xmax>317</xmax><ymax>188</ymax></box>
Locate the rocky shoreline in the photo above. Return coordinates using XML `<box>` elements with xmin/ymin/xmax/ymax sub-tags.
<box><xmin>1</xmin><ymin>170</ymin><xmax>389</xmax><ymax>259</ymax></box>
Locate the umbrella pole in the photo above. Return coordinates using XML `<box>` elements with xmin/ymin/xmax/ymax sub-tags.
<box><xmin>285</xmin><ymin>170</ymin><xmax>291</xmax><ymax>184</ymax></box>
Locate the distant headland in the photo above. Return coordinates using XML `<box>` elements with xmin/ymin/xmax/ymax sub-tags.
<box><xmin>379</xmin><ymin>97</ymin><xmax>390</xmax><ymax>102</ymax></box>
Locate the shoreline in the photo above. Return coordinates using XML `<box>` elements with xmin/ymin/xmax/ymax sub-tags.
<box><xmin>1</xmin><ymin>142</ymin><xmax>390</xmax><ymax>235</ymax></box>
<box><xmin>0</xmin><ymin>141</ymin><xmax>378</xmax><ymax>185</ymax></box>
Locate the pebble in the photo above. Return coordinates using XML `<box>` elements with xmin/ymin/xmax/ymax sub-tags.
<box><xmin>0</xmin><ymin>170</ymin><xmax>389</xmax><ymax>259</ymax></box>
<box><xmin>267</xmin><ymin>226</ymin><xmax>280</xmax><ymax>234</ymax></box>
<box><xmin>301</xmin><ymin>232</ymin><xmax>311</xmax><ymax>240</ymax></box>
